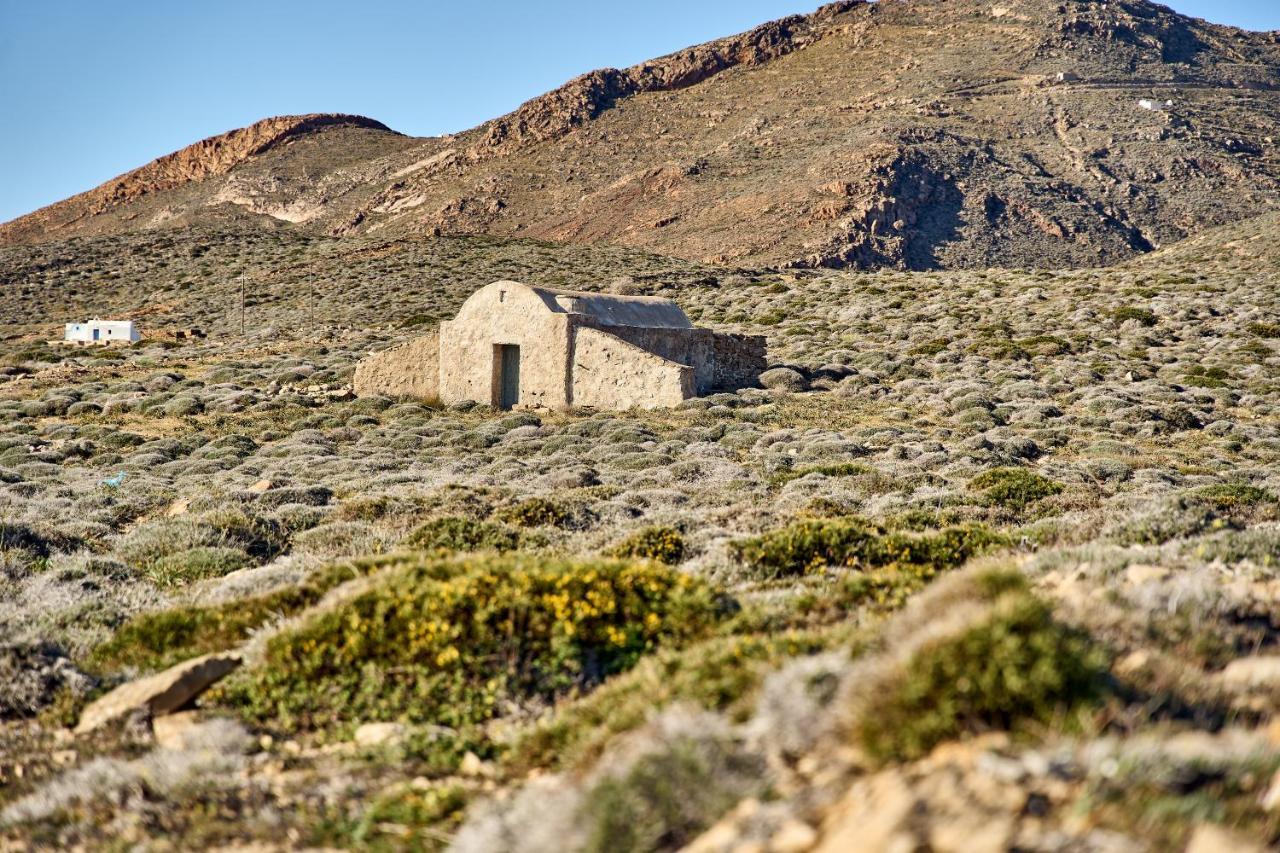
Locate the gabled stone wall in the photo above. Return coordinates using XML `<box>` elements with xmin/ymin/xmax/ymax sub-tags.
<box><xmin>594</xmin><ymin>323</ymin><xmax>765</xmax><ymax>394</ymax></box>
<box><xmin>570</xmin><ymin>327</ymin><xmax>694</xmax><ymax>409</ymax></box>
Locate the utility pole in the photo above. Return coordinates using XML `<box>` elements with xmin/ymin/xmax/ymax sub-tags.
<box><xmin>238</xmin><ymin>275</ymin><xmax>246</xmax><ymax>336</ymax></box>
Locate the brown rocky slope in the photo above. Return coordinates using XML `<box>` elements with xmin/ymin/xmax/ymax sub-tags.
<box><xmin>3</xmin><ymin>0</ymin><xmax>1279</xmax><ymax>270</ymax></box>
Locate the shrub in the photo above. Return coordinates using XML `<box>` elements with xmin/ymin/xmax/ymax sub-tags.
<box><xmin>406</xmin><ymin>516</ymin><xmax>519</xmax><ymax>552</ymax></box>
<box><xmin>969</xmin><ymin>467</ymin><xmax>1063</xmax><ymax>512</ymax></box>
<box><xmin>348</xmin><ymin>783</ymin><xmax>469</xmax><ymax>849</ymax></box>
<box><xmin>582</xmin><ymin>731</ymin><xmax>765</xmax><ymax>853</ymax></box>
<box><xmin>225</xmin><ymin>555</ymin><xmax>725</xmax><ymax>732</ymax></box>
<box><xmin>88</xmin><ymin>586</ymin><xmax>314</xmax><ymax>673</ymax></box>
<box><xmin>1247</xmin><ymin>321</ymin><xmax>1280</xmax><ymax>339</ymax></box>
<box><xmin>1193</xmin><ymin>483</ymin><xmax>1276</xmax><ymax>511</ymax></box>
<box><xmin>607</xmin><ymin>526</ymin><xmax>685</xmax><ymax>565</ymax></box>
<box><xmin>855</xmin><ymin>592</ymin><xmax>1109</xmax><ymax>763</ymax></box>
<box><xmin>731</xmin><ymin>518</ymin><xmax>1006</xmax><ymax>579</ymax></box>
<box><xmin>769</xmin><ymin>461</ymin><xmax>871</xmax><ymax>488</ymax></box>
<box><xmin>496</xmin><ymin>497</ymin><xmax>573</xmax><ymax>529</ymax></box>
<box><xmin>148</xmin><ymin>546</ymin><xmax>252</xmax><ymax>588</ymax></box>
<box><xmin>117</xmin><ymin>510</ymin><xmax>287</xmax><ymax>570</ymax></box>
<box><xmin>1111</xmin><ymin>307</ymin><xmax>1158</xmax><ymax>327</ymax></box>
<box><xmin>907</xmin><ymin>338</ymin><xmax>951</xmax><ymax>356</ymax></box>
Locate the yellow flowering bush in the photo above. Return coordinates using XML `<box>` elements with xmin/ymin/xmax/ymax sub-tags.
<box><xmin>607</xmin><ymin>525</ymin><xmax>685</xmax><ymax>565</ymax></box>
<box><xmin>227</xmin><ymin>554</ymin><xmax>724</xmax><ymax>732</ymax></box>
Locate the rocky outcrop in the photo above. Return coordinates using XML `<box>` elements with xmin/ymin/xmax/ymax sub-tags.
<box><xmin>473</xmin><ymin>1</ymin><xmax>865</xmax><ymax>155</ymax></box>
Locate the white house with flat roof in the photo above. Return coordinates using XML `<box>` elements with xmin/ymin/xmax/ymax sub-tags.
<box><xmin>64</xmin><ymin>319</ymin><xmax>140</xmax><ymax>346</ymax></box>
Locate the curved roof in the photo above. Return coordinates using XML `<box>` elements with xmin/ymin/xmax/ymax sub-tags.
<box><xmin>520</xmin><ymin>282</ymin><xmax>693</xmax><ymax>329</ymax></box>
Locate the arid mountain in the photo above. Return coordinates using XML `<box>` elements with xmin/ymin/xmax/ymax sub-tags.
<box><xmin>4</xmin><ymin>0</ymin><xmax>1279</xmax><ymax>269</ymax></box>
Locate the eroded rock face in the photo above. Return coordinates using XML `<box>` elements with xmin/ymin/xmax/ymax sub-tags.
<box><xmin>475</xmin><ymin>2</ymin><xmax>865</xmax><ymax>154</ymax></box>
<box><xmin>74</xmin><ymin>652</ymin><xmax>241</xmax><ymax>734</ymax></box>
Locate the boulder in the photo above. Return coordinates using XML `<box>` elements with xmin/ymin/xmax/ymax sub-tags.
<box><xmin>1220</xmin><ymin>656</ymin><xmax>1280</xmax><ymax>690</ymax></box>
<box><xmin>75</xmin><ymin>652</ymin><xmax>241</xmax><ymax>734</ymax></box>
<box><xmin>1186</xmin><ymin>824</ymin><xmax>1264</xmax><ymax>853</ymax></box>
<box><xmin>354</xmin><ymin>721</ymin><xmax>407</xmax><ymax>748</ymax></box>
<box><xmin>152</xmin><ymin>710</ymin><xmax>204</xmax><ymax>750</ymax></box>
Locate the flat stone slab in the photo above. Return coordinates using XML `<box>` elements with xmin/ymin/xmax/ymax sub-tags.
<box><xmin>1220</xmin><ymin>656</ymin><xmax>1280</xmax><ymax>690</ymax></box>
<box><xmin>75</xmin><ymin>652</ymin><xmax>241</xmax><ymax>734</ymax></box>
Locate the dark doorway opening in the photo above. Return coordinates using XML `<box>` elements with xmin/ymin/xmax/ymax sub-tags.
<box><xmin>495</xmin><ymin>344</ymin><xmax>520</xmax><ymax>409</ymax></box>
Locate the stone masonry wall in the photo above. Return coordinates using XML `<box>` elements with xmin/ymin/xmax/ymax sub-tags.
<box><xmin>710</xmin><ymin>332</ymin><xmax>767</xmax><ymax>391</ymax></box>
<box><xmin>571</xmin><ymin>327</ymin><xmax>694</xmax><ymax>409</ymax></box>
<box><xmin>352</xmin><ymin>330</ymin><xmax>439</xmax><ymax>400</ymax></box>
<box><xmin>597</xmin><ymin>323</ymin><xmax>765</xmax><ymax>394</ymax></box>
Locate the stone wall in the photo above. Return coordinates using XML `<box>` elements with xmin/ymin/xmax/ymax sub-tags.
<box><xmin>600</xmin><ymin>324</ymin><xmax>765</xmax><ymax>394</ymax></box>
<box><xmin>571</xmin><ymin>327</ymin><xmax>694</xmax><ymax>409</ymax></box>
<box><xmin>710</xmin><ymin>332</ymin><xmax>768</xmax><ymax>391</ymax></box>
<box><xmin>352</xmin><ymin>331</ymin><xmax>439</xmax><ymax>400</ymax></box>
<box><xmin>594</xmin><ymin>324</ymin><xmax>713</xmax><ymax>392</ymax></box>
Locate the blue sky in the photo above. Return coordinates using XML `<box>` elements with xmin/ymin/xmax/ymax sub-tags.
<box><xmin>1</xmin><ymin>0</ymin><xmax>1276</xmax><ymax>224</ymax></box>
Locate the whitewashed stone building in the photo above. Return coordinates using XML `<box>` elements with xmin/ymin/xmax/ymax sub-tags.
<box><xmin>63</xmin><ymin>319</ymin><xmax>140</xmax><ymax>345</ymax></box>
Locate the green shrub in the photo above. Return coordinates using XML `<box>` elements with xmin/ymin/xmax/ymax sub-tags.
<box><xmin>855</xmin><ymin>592</ymin><xmax>1109</xmax><ymax>763</ymax></box>
<box><xmin>1193</xmin><ymin>483</ymin><xmax>1276</xmax><ymax>510</ymax></box>
<box><xmin>148</xmin><ymin>546</ymin><xmax>253</xmax><ymax>588</ymax></box>
<box><xmin>731</xmin><ymin>518</ymin><xmax>1005</xmax><ymax>579</ymax></box>
<box><xmin>769</xmin><ymin>461</ymin><xmax>871</xmax><ymax>488</ymax></box>
<box><xmin>1247</xmin><ymin>321</ymin><xmax>1280</xmax><ymax>339</ymax></box>
<box><xmin>907</xmin><ymin>338</ymin><xmax>951</xmax><ymax>356</ymax></box>
<box><xmin>406</xmin><ymin>516</ymin><xmax>519</xmax><ymax>552</ymax></box>
<box><xmin>225</xmin><ymin>555</ymin><xmax>726</xmax><ymax>733</ymax></box>
<box><xmin>348</xmin><ymin>783</ymin><xmax>468</xmax><ymax>850</ymax></box>
<box><xmin>508</xmin><ymin>630</ymin><xmax>840</xmax><ymax>776</ymax></box>
<box><xmin>495</xmin><ymin>497</ymin><xmax>573</xmax><ymax>528</ymax></box>
<box><xmin>88</xmin><ymin>586</ymin><xmax>314</xmax><ymax>673</ymax></box>
<box><xmin>1111</xmin><ymin>306</ymin><xmax>1158</xmax><ymax>327</ymax></box>
<box><xmin>608</xmin><ymin>526</ymin><xmax>685</xmax><ymax>565</ymax></box>
<box><xmin>583</xmin><ymin>736</ymin><xmax>765</xmax><ymax>853</ymax></box>
<box><xmin>1183</xmin><ymin>365</ymin><xmax>1232</xmax><ymax>388</ymax></box>
<box><xmin>118</xmin><ymin>510</ymin><xmax>287</xmax><ymax>570</ymax></box>
<box><xmin>969</xmin><ymin>467</ymin><xmax>1063</xmax><ymax>512</ymax></box>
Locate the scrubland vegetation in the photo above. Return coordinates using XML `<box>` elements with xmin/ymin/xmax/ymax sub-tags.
<box><xmin>1</xmin><ymin>219</ymin><xmax>1280</xmax><ymax>849</ymax></box>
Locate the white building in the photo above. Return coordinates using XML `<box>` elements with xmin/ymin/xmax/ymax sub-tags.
<box><xmin>64</xmin><ymin>319</ymin><xmax>140</xmax><ymax>345</ymax></box>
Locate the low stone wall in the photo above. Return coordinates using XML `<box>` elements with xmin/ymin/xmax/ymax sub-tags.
<box><xmin>710</xmin><ymin>332</ymin><xmax>767</xmax><ymax>391</ymax></box>
<box><xmin>571</xmin><ymin>327</ymin><xmax>694</xmax><ymax>409</ymax></box>
<box><xmin>353</xmin><ymin>331</ymin><xmax>439</xmax><ymax>400</ymax></box>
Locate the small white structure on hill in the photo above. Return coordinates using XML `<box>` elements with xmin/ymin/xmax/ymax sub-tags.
<box><xmin>64</xmin><ymin>319</ymin><xmax>140</xmax><ymax>346</ymax></box>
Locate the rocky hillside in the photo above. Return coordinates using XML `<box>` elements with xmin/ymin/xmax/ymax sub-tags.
<box><xmin>0</xmin><ymin>115</ymin><xmax>402</xmax><ymax>244</ymax></box>
<box><xmin>4</xmin><ymin>0</ymin><xmax>1279</xmax><ymax>269</ymax></box>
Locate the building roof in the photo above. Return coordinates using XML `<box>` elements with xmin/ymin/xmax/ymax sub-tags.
<box><xmin>526</xmin><ymin>284</ymin><xmax>693</xmax><ymax>329</ymax></box>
